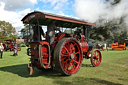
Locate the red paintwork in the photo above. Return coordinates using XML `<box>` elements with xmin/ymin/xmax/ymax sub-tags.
<box><xmin>86</xmin><ymin>51</ymin><xmax>90</xmax><ymax>57</ymax></box>
<box><xmin>60</xmin><ymin>38</ymin><xmax>82</xmax><ymax>74</ymax></box>
<box><xmin>79</xmin><ymin>42</ymin><xmax>88</xmax><ymax>53</ymax></box>
<box><xmin>45</xmin><ymin>15</ymin><xmax>94</xmax><ymax>26</ymax></box>
<box><xmin>56</xmin><ymin>33</ymin><xmax>71</xmax><ymax>41</ymax></box>
<box><xmin>3</xmin><ymin>39</ymin><xmax>13</xmax><ymax>51</ymax></box>
<box><xmin>9</xmin><ymin>45</ymin><xmax>13</xmax><ymax>51</ymax></box>
<box><xmin>3</xmin><ymin>39</ymin><xmax>21</xmax><ymax>51</ymax></box>
<box><xmin>52</xmin><ymin>33</ymin><xmax>71</xmax><ymax>48</ymax></box>
<box><xmin>41</xmin><ymin>42</ymin><xmax>50</xmax><ymax>68</ymax></box>
<box><xmin>80</xmin><ymin>35</ymin><xmax>85</xmax><ymax>42</ymax></box>
<box><xmin>111</xmin><ymin>42</ymin><xmax>126</xmax><ymax>50</ymax></box>
<box><xmin>55</xmin><ymin>33</ymin><xmax>66</xmax><ymax>43</ymax></box>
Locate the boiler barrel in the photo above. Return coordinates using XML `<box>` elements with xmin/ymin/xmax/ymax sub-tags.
<box><xmin>80</xmin><ymin>41</ymin><xmax>93</xmax><ymax>53</ymax></box>
<box><xmin>87</xmin><ymin>41</ymin><xmax>93</xmax><ymax>51</ymax></box>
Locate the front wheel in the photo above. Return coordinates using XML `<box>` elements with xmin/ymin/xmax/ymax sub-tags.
<box><xmin>90</xmin><ymin>49</ymin><xmax>102</xmax><ymax>67</ymax></box>
<box><xmin>54</xmin><ymin>38</ymin><xmax>83</xmax><ymax>75</ymax></box>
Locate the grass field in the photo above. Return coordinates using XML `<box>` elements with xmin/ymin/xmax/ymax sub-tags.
<box><xmin>0</xmin><ymin>47</ymin><xmax>128</xmax><ymax>85</ymax></box>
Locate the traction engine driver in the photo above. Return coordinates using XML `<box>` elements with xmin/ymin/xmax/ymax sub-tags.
<box><xmin>46</xmin><ymin>21</ymin><xmax>60</xmax><ymax>51</ymax></box>
<box><xmin>73</xmin><ymin>28</ymin><xmax>82</xmax><ymax>41</ymax></box>
<box><xmin>33</xmin><ymin>25</ymin><xmax>45</xmax><ymax>41</ymax></box>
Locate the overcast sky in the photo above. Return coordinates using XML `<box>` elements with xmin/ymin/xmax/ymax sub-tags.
<box><xmin>0</xmin><ymin>0</ymin><xmax>128</xmax><ymax>32</ymax></box>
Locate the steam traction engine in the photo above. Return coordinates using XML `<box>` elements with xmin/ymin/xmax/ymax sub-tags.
<box><xmin>3</xmin><ymin>39</ymin><xmax>21</xmax><ymax>51</ymax></box>
<box><xmin>21</xmin><ymin>11</ymin><xmax>102</xmax><ymax>75</ymax></box>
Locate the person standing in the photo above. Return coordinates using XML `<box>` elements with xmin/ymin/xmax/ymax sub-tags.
<box><xmin>104</xmin><ymin>43</ymin><xmax>108</xmax><ymax>51</ymax></box>
<box><xmin>0</xmin><ymin>43</ymin><xmax>4</xmax><ymax>59</ymax></box>
<box><xmin>46</xmin><ymin>21</ymin><xmax>57</xmax><ymax>46</ymax></box>
<box><xmin>33</xmin><ymin>25</ymin><xmax>45</xmax><ymax>41</ymax></box>
<box><xmin>13</xmin><ymin>43</ymin><xmax>18</xmax><ymax>56</ymax></box>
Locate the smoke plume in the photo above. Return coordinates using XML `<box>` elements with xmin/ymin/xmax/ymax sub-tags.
<box><xmin>74</xmin><ymin>0</ymin><xmax>128</xmax><ymax>25</ymax></box>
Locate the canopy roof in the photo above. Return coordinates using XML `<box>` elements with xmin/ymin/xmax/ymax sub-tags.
<box><xmin>4</xmin><ymin>39</ymin><xmax>14</xmax><ymax>41</ymax></box>
<box><xmin>21</xmin><ymin>11</ymin><xmax>94</xmax><ymax>28</ymax></box>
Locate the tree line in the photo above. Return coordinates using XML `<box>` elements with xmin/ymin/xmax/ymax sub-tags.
<box><xmin>0</xmin><ymin>21</ymin><xmax>17</xmax><ymax>42</ymax></box>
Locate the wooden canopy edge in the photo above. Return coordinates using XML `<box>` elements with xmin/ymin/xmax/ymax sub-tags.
<box><xmin>21</xmin><ymin>11</ymin><xmax>95</xmax><ymax>26</ymax></box>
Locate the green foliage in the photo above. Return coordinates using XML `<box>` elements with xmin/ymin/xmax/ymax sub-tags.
<box><xmin>88</xmin><ymin>18</ymin><xmax>128</xmax><ymax>43</ymax></box>
<box><xmin>20</xmin><ymin>24</ymin><xmax>29</xmax><ymax>39</ymax></box>
<box><xmin>0</xmin><ymin>21</ymin><xmax>16</xmax><ymax>42</ymax></box>
<box><xmin>17</xmin><ymin>42</ymin><xmax>26</xmax><ymax>47</ymax></box>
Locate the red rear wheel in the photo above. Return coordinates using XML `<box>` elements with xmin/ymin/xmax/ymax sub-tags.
<box><xmin>54</xmin><ymin>38</ymin><xmax>83</xmax><ymax>75</ymax></box>
<box><xmin>91</xmin><ymin>49</ymin><xmax>102</xmax><ymax>67</ymax></box>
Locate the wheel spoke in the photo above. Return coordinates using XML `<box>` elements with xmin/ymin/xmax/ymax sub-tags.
<box><xmin>67</xmin><ymin>41</ymin><xmax>70</xmax><ymax>46</ymax></box>
<box><xmin>61</xmin><ymin>53</ymin><xmax>69</xmax><ymax>57</ymax></box>
<box><xmin>92</xmin><ymin>56</ymin><xmax>96</xmax><ymax>59</ymax></box>
<box><xmin>95</xmin><ymin>57</ymin><xmax>100</xmax><ymax>65</ymax></box>
<box><xmin>61</xmin><ymin>57</ymin><xmax>70</xmax><ymax>64</ymax></box>
<box><xmin>72</xmin><ymin>59</ymin><xmax>79</xmax><ymax>64</ymax></box>
<box><xmin>96</xmin><ymin>52</ymin><xmax>99</xmax><ymax>58</ymax></box>
<box><xmin>70</xmin><ymin>43</ymin><xmax>74</xmax><ymax>53</ymax></box>
<box><xmin>67</xmin><ymin>62</ymin><xmax>76</xmax><ymax>71</ymax></box>
<box><xmin>93</xmin><ymin>58</ymin><xmax>96</xmax><ymax>61</ymax></box>
<box><xmin>73</xmin><ymin>56</ymin><xmax>78</xmax><ymax>60</ymax></box>
<box><xmin>69</xmin><ymin>43</ymin><xmax>72</xmax><ymax>51</ymax></box>
<box><xmin>66</xmin><ymin>41</ymin><xmax>71</xmax><ymax>51</ymax></box>
<box><xmin>93</xmin><ymin>51</ymin><xmax>96</xmax><ymax>56</ymax></box>
<box><xmin>64</xmin><ymin>62</ymin><xmax>73</xmax><ymax>71</ymax></box>
<box><xmin>73</xmin><ymin>43</ymin><xmax>77</xmax><ymax>47</ymax></box>
<box><xmin>70</xmin><ymin>65</ymin><xmax>76</xmax><ymax>71</ymax></box>
<box><xmin>74</xmin><ymin>51</ymin><xmax>80</xmax><ymax>55</ymax></box>
<box><xmin>96</xmin><ymin>59</ymin><xmax>99</xmax><ymax>64</ymax></box>
<box><xmin>61</xmin><ymin>56</ymin><xmax>68</xmax><ymax>62</ymax></box>
<box><xmin>63</xmin><ymin>46</ymin><xmax>70</xmax><ymax>54</ymax></box>
<box><xmin>63</xmin><ymin>62</ymin><xmax>69</xmax><ymax>70</ymax></box>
